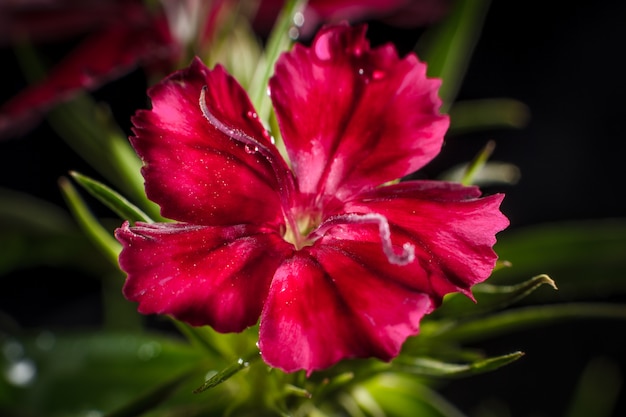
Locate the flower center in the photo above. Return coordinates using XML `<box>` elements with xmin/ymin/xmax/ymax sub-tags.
<box><xmin>282</xmin><ymin>210</ymin><xmax>322</xmax><ymax>250</ymax></box>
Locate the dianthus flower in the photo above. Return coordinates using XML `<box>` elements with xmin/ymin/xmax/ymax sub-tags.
<box><xmin>0</xmin><ymin>0</ymin><xmax>226</xmax><ymax>138</ymax></box>
<box><xmin>115</xmin><ymin>23</ymin><xmax>508</xmax><ymax>374</ymax></box>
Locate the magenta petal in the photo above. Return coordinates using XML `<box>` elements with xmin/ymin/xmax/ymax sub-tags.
<box><xmin>258</xmin><ymin>251</ymin><xmax>432</xmax><ymax>374</ymax></box>
<box><xmin>270</xmin><ymin>23</ymin><xmax>448</xmax><ymax>202</ymax></box>
<box><xmin>130</xmin><ymin>57</ymin><xmax>288</xmax><ymax>226</ymax></box>
<box><xmin>115</xmin><ymin>221</ymin><xmax>292</xmax><ymax>331</ymax></box>
<box><xmin>340</xmin><ymin>180</ymin><xmax>509</xmax><ymax>299</ymax></box>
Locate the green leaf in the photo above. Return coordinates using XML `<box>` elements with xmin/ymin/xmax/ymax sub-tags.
<box><xmin>58</xmin><ymin>176</ymin><xmax>121</xmax><ymax>265</ymax></box>
<box><xmin>565</xmin><ymin>357</ymin><xmax>622</xmax><ymax>417</ymax></box>
<box><xmin>423</xmin><ymin>302</ymin><xmax>626</xmax><ymax>344</ymax></box>
<box><xmin>448</xmin><ymin>98</ymin><xmax>531</xmax><ymax>134</ymax></box>
<box><xmin>173</xmin><ymin>322</ymin><xmax>260</xmax><ymax>362</ymax></box>
<box><xmin>431</xmin><ymin>274</ymin><xmax>557</xmax><ymax>319</ymax></box>
<box><xmin>70</xmin><ymin>171</ymin><xmax>153</xmax><ymax>223</ymax></box>
<box><xmin>438</xmin><ymin>161</ymin><xmax>521</xmax><ymax>187</ymax></box>
<box><xmin>0</xmin><ymin>331</ymin><xmax>208</xmax><ymax>416</ymax></box>
<box><xmin>359</xmin><ymin>373</ymin><xmax>468</xmax><ymax>417</ymax></box>
<box><xmin>0</xmin><ymin>188</ymin><xmax>108</xmax><ymax>275</ymax></box>
<box><xmin>249</xmin><ymin>0</ymin><xmax>308</xmax><ymax>123</ymax></box>
<box><xmin>0</xmin><ymin>187</ymin><xmax>75</xmax><ymax>233</ymax></box>
<box><xmin>193</xmin><ymin>351</ymin><xmax>260</xmax><ymax>393</ymax></box>
<box><xmin>205</xmin><ymin>10</ymin><xmax>263</xmax><ymax>90</ymax></box>
<box><xmin>461</xmin><ymin>140</ymin><xmax>496</xmax><ymax>186</ymax></box>
<box><xmin>103</xmin><ymin>371</ymin><xmax>193</xmax><ymax>417</ymax></box>
<box><xmin>416</xmin><ymin>0</ymin><xmax>492</xmax><ymax>110</ymax></box>
<box><xmin>392</xmin><ymin>351</ymin><xmax>524</xmax><ymax>378</ymax></box>
<box><xmin>437</xmin><ymin>139</ymin><xmax>521</xmax><ymax>187</ymax></box>
<box><xmin>492</xmin><ymin>218</ymin><xmax>626</xmax><ymax>301</ymax></box>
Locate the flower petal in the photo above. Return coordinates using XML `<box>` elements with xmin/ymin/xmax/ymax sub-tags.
<box><xmin>339</xmin><ymin>180</ymin><xmax>509</xmax><ymax>299</ymax></box>
<box><xmin>0</xmin><ymin>7</ymin><xmax>174</xmax><ymax>139</ymax></box>
<box><xmin>115</xmin><ymin>221</ymin><xmax>292</xmax><ymax>331</ymax></box>
<box><xmin>130</xmin><ymin>57</ymin><xmax>288</xmax><ymax>226</ymax></box>
<box><xmin>270</xmin><ymin>23</ymin><xmax>448</xmax><ymax>204</ymax></box>
<box><xmin>258</xmin><ymin>251</ymin><xmax>433</xmax><ymax>374</ymax></box>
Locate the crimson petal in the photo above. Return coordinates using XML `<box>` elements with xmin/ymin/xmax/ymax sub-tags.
<box><xmin>130</xmin><ymin>57</ymin><xmax>288</xmax><ymax>226</ymax></box>
<box><xmin>270</xmin><ymin>23</ymin><xmax>448</xmax><ymax>204</ymax></box>
<box><xmin>116</xmin><ymin>221</ymin><xmax>292</xmax><ymax>331</ymax></box>
<box><xmin>340</xmin><ymin>180</ymin><xmax>509</xmax><ymax>299</ymax></box>
<box><xmin>258</xmin><ymin>251</ymin><xmax>432</xmax><ymax>374</ymax></box>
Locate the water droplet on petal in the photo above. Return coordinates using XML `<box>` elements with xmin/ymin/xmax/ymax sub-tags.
<box><xmin>349</xmin><ymin>44</ymin><xmax>363</xmax><ymax>57</ymax></box>
<box><xmin>244</xmin><ymin>144</ymin><xmax>259</xmax><ymax>154</ymax></box>
<box><xmin>246</xmin><ymin>110</ymin><xmax>258</xmax><ymax>120</ymax></box>
<box><xmin>372</xmin><ymin>70</ymin><xmax>386</xmax><ymax>80</ymax></box>
<box><xmin>313</xmin><ymin>32</ymin><xmax>332</xmax><ymax>61</ymax></box>
<box><xmin>288</xmin><ymin>26</ymin><xmax>299</xmax><ymax>40</ymax></box>
<box><xmin>293</xmin><ymin>11</ymin><xmax>305</xmax><ymax>27</ymax></box>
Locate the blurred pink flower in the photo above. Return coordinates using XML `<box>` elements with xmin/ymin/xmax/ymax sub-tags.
<box><xmin>0</xmin><ymin>0</ymin><xmax>225</xmax><ymax>138</ymax></box>
<box><xmin>116</xmin><ymin>23</ymin><xmax>507</xmax><ymax>374</ymax></box>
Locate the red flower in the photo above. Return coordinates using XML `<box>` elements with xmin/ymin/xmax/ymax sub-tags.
<box><xmin>115</xmin><ymin>23</ymin><xmax>508</xmax><ymax>374</ymax></box>
<box><xmin>0</xmin><ymin>0</ymin><xmax>225</xmax><ymax>138</ymax></box>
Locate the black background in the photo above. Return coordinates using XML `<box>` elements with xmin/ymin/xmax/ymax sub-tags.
<box><xmin>1</xmin><ymin>0</ymin><xmax>625</xmax><ymax>416</ymax></box>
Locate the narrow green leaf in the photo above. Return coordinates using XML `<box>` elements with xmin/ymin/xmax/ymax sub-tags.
<box><xmin>104</xmin><ymin>371</ymin><xmax>194</xmax><ymax>417</ymax></box>
<box><xmin>448</xmin><ymin>98</ymin><xmax>531</xmax><ymax>133</ymax></box>
<box><xmin>70</xmin><ymin>171</ymin><xmax>153</xmax><ymax>223</ymax></box>
<box><xmin>431</xmin><ymin>274</ymin><xmax>557</xmax><ymax>319</ymax></box>
<box><xmin>172</xmin><ymin>321</ymin><xmax>233</xmax><ymax>359</ymax></box>
<box><xmin>0</xmin><ymin>187</ymin><xmax>76</xmax><ymax>233</ymax></box>
<box><xmin>0</xmin><ymin>331</ymin><xmax>207</xmax><ymax>415</ymax></box>
<box><xmin>424</xmin><ymin>303</ymin><xmax>626</xmax><ymax>343</ymax></box>
<box><xmin>101</xmin><ymin>271</ymin><xmax>143</xmax><ymax>332</ymax></box>
<box><xmin>193</xmin><ymin>351</ymin><xmax>260</xmax><ymax>393</ymax></box>
<box><xmin>492</xmin><ymin>219</ymin><xmax>626</xmax><ymax>300</ymax></box>
<box><xmin>565</xmin><ymin>357</ymin><xmax>622</xmax><ymax>417</ymax></box>
<box><xmin>206</xmin><ymin>11</ymin><xmax>263</xmax><ymax>90</ymax></box>
<box><xmin>58</xmin><ymin>176</ymin><xmax>121</xmax><ymax>265</ymax></box>
<box><xmin>249</xmin><ymin>0</ymin><xmax>308</xmax><ymax>123</ymax></box>
<box><xmin>438</xmin><ymin>161</ymin><xmax>521</xmax><ymax>187</ymax></box>
<box><xmin>392</xmin><ymin>351</ymin><xmax>524</xmax><ymax>378</ymax></box>
<box><xmin>0</xmin><ymin>188</ymin><xmax>108</xmax><ymax>275</ymax></box>
<box><xmin>461</xmin><ymin>140</ymin><xmax>495</xmax><ymax>186</ymax></box>
<box><xmin>416</xmin><ymin>0</ymin><xmax>492</xmax><ymax>110</ymax></box>
<box><xmin>361</xmin><ymin>373</ymin><xmax>469</xmax><ymax>417</ymax></box>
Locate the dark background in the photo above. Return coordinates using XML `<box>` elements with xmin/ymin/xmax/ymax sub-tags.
<box><xmin>1</xmin><ymin>0</ymin><xmax>625</xmax><ymax>416</ymax></box>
